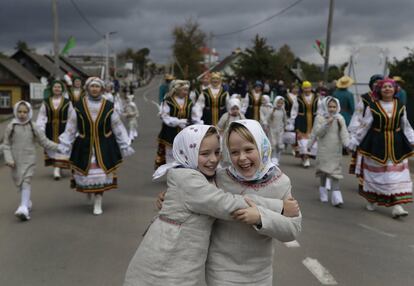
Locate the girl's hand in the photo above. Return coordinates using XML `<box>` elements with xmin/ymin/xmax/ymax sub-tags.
<box><xmin>156</xmin><ymin>191</ymin><xmax>166</xmax><ymax>210</ymax></box>
<box><xmin>283</xmin><ymin>197</ymin><xmax>300</xmax><ymax>217</ymax></box>
<box><xmin>327</xmin><ymin>117</ymin><xmax>334</xmax><ymax>124</ymax></box>
<box><xmin>6</xmin><ymin>162</ymin><xmax>15</xmax><ymax>168</ymax></box>
<box><xmin>231</xmin><ymin>198</ymin><xmax>261</xmax><ymax>225</ymax></box>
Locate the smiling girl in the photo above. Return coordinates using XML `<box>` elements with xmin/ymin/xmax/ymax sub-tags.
<box><xmin>206</xmin><ymin>119</ymin><xmax>302</xmax><ymax>286</ymax></box>
<box><xmin>124</xmin><ymin>125</ymin><xmax>286</xmax><ymax>286</ymax></box>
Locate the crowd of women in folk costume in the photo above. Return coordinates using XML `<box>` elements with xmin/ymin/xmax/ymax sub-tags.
<box><xmin>3</xmin><ymin>76</ymin><xmax>137</xmax><ymax>220</ymax></box>
<box><xmin>3</xmin><ymin>68</ymin><xmax>413</xmax><ymax>284</ymax></box>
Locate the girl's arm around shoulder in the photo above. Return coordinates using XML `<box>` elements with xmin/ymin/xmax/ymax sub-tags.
<box><xmin>168</xmin><ymin>168</ymin><xmax>248</xmax><ymax>220</ymax></box>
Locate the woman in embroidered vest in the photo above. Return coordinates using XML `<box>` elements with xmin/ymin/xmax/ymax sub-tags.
<box><xmin>284</xmin><ymin>83</ymin><xmax>299</xmax><ymax>155</ymax></box>
<box><xmin>290</xmin><ymin>81</ymin><xmax>320</xmax><ymax>168</ymax></box>
<box><xmin>155</xmin><ymin>80</ymin><xmax>201</xmax><ymax>169</ymax></box>
<box><xmin>59</xmin><ymin>77</ymin><xmax>134</xmax><ymax>215</ymax></box>
<box><xmin>348</xmin><ymin>74</ymin><xmax>384</xmax><ymax>192</ymax></box>
<box><xmin>349</xmin><ymin>78</ymin><xmax>414</xmax><ymax>218</ymax></box>
<box><xmin>242</xmin><ymin>80</ymin><xmax>264</xmax><ymax>121</ymax></box>
<box><xmin>67</xmin><ymin>76</ymin><xmax>85</xmax><ymax>104</ymax></box>
<box><xmin>195</xmin><ymin>72</ymin><xmax>229</xmax><ymax>126</ymax></box>
<box><xmin>36</xmin><ymin>80</ymin><xmax>73</xmax><ymax>180</ymax></box>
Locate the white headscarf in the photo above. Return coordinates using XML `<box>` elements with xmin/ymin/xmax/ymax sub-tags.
<box><xmin>321</xmin><ymin>96</ymin><xmax>341</xmax><ymax>118</ymax></box>
<box><xmin>168</xmin><ymin>80</ymin><xmax>190</xmax><ymax>97</ymax></box>
<box><xmin>152</xmin><ymin>124</ymin><xmax>217</xmax><ymax>180</ymax></box>
<box><xmin>273</xmin><ymin>96</ymin><xmax>285</xmax><ymax>109</ymax></box>
<box><xmin>84</xmin><ymin>77</ymin><xmax>105</xmax><ymax>90</ymax></box>
<box><xmin>224</xmin><ymin>119</ymin><xmax>275</xmax><ymax>182</ymax></box>
<box><xmin>261</xmin><ymin>94</ymin><xmax>273</xmax><ymax>107</ymax></box>
<box><xmin>227</xmin><ymin>97</ymin><xmax>241</xmax><ymax>112</ymax></box>
<box><xmin>12</xmin><ymin>100</ymin><xmax>33</xmax><ymax>125</ymax></box>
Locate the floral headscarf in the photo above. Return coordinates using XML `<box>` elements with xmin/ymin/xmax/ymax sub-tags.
<box><xmin>153</xmin><ymin>124</ymin><xmax>217</xmax><ymax>179</ymax></box>
<box><xmin>371</xmin><ymin>78</ymin><xmax>399</xmax><ymax>101</ymax></box>
<box><xmin>225</xmin><ymin>119</ymin><xmax>275</xmax><ymax>182</ymax></box>
<box><xmin>12</xmin><ymin>100</ymin><xmax>33</xmax><ymax>125</ymax></box>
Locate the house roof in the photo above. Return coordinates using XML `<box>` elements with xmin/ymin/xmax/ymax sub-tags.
<box><xmin>197</xmin><ymin>51</ymin><xmax>244</xmax><ymax>80</ymax></box>
<box><xmin>59</xmin><ymin>56</ymin><xmax>90</xmax><ymax>78</ymax></box>
<box><xmin>0</xmin><ymin>57</ymin><xmax>40</xmax><ymax>84</ymax></box>
<box><xmin>12</xmin><ymin>49</ymin><xmax>65</xmax><ymax>77</ymax></box>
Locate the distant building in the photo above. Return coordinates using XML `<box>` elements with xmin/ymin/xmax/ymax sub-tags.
<box><xmin>198</xmin><ymin>48</ymin><xmax>244</xmax><ymax>80</ymax></box>
<box><xmin>200</xmin><ymin>47</ymin><xmax>219</xmax><ymax>69</ymax></box>
<box><xmin>0</xmin><ymin>58</ymin><xmax>39</xmax><ymax>114</ymax></box>
<box><xmin>68</xmin><ymin>54</ymin><xmax>115</xmax><ymax>77</ymax></box>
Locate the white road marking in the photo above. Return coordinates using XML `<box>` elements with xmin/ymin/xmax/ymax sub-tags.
<box><xmin>284</xmin><ymin>240</ymin><xmax>300</xmax><ymax>248</ymax></box>
<box><xmin>302</xmin><ymin>257</ymin><xmax>338</xmax><ymax>285</ymax></box>
<box><xmin>358</xmin><ymin>223</ymin><xmax>397</xmax><ymax>238</ymax></box>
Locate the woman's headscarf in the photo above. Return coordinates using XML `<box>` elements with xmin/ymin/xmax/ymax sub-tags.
<box><xmin>168</xmin><ymin>80</ymin><xmax>190</xmax><ymax>97</ymax></box>
<box><xmin>153</xmin><ymin>124</ymin><xmax>217</xmax><ymax>180</ymax></box>
<box><xmin>368</xmin><ymin>74</ymin><xmax>384</xmax><ymax>91</ymax></box>
<box><xmin>84</xmin><ymin>77</ymin><xmax>105</xmax><ymax>90</ymax></box>
<box><xmin>273</xmin><ymin>96</ymin><xmax>285</xmax><ymax>109</ymax></box>
<box><xmin>372</xmin><ymin>78</ymin><xmax>399</xmax><ymax>101</ymax></box>
<box><xmin>320</xmin><ymin>96</ymin><xmax>341</xmax><ymax>118</ymax></box>
<box><xmin>12</xmin><ymin>100</ymin><xmax>33</xmax><ymax>125</ymax></box>
<box><xmin>225</xmin><ymin>119</ymin><xmax>275</xmax><ymax>182</ymax></box>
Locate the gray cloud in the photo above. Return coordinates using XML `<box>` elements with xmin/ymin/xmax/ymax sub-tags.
<box><xmin>1</xmin><ymin>0</ymin><xmax>413</xmax><ymax>66</ymax></box>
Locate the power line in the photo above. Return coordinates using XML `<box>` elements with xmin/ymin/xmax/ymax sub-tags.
<box><xmin>69</xmin><ymin>0</ymin><xmax>104</xmax><ymax>38</ymax></box>
<box><xmin>213</xmin><ymin>0</ymin><xmax>304</xmax><ymax>38</ymax></box>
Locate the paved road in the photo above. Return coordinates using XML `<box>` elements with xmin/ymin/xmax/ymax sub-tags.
<box><xmin>0</xmin><ymin>76</ymin><xmax>413</xmax><ymax>286</ymax></box>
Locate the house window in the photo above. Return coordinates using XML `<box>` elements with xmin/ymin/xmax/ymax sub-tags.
<box><xmin>0</xmin><ymin>91</ymin><xmax>11</xmax><ymax>108</ymax></box>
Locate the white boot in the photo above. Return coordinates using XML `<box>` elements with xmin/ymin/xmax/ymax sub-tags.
<box><xmin>303</xmin><ymin>158</ymin><xmax>310</xmax><ymax>168</ymax></box>
<box><xmin>15</xmin><ymin>205</ymin><xmax>30</xmax><ymax>221</ymax></box>
<box><xmin>53</xmin><ymin>167</ymin><xmax>61</xmax><ymax>180</ymax></box>
<box><xmin>93</xmin><ymin>194</ymin><xmax>103</xmax><ymax>215</ymax></box>
<box><xmin>319</xmin><ymin>187</ymin><xmax>328</xmax><ymax>203</ymax></box>
<box><xmin>331</xmin><ymin>190</ymin><xmax>343</xmax><ymax>207</ymax></box>
<box><xmin>366</xmin><ymin>202</ymin><xmax>377</xmax><ymax>211</ymax></box>
<box><xmin>392</xmin><ymin>205</ymin><xmax>408</xmax><ymax>218</ymax></box>
<box><xmin>325</xmin><ymin>178</ymin><xmax>332</xmax><ymax>191</ymax></box>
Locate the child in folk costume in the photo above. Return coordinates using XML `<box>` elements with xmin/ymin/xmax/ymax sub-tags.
<box><xmin>123</xmin><ymin>94</ymin><xmax>139</xmax><ymax>141</ymax></box>
<box><xmin>217</xmin><ymin>96</ymin><xmax>245</xmax><ymax>134</ymax></box>
<box><xmin>124</xmin><ymin>125</ymin><xmax>286</xmax><ymax>286</ymax></box>
<box><xmin>155</xmin><ymin>80</ymin><xmax>201</xmax><ymax>169</ymax></box>
<box><xmin>290</xmin><ymin>81</ymin><xmax>320</xmax><ymax>167</ymax></box>
<box><xmin>67</xmin><ymin>76</ymin><xmax>85</xmax><ymax>104</ymax></box>
<box><xmin>36</xmin><ymin>80</ymin><xmax>73</xmax><ymax>180</ymax></box>
<box><xmin>349</xmin><ymin>79</ymin><xmax>414</xmax><ymax>218</ymax></box>
<box><xmin>59</xmin><ymin>77</ymin><xmax>134</xmax><ymax>215</ymax></box>
<box><xmin>259</xmin><ymin>94</ymin><xmax>273</xmax><ymax>135</ymax></box>
<box><xmin>268</xmin><ymin>96</ymin><xmax>288</xmax><ymax>165</ymax></box>
<box><xmin>103</xmin><ymin>81</ymin><xmax>115</xmax><ymax>102</ymax></box>
<box><xmin>308</xmin><ymin>97</ymin><xmax>350</xmax><ymax>207</ymax></box>
<box><xmin>206</xmin><ymin>120</ymin><xmax>302</xmax><ymax>286</ymax></box>
<box><xmin>3</xmin><ymin>101</ymin><xmax>61</xmax><ymax>221</ymax></box>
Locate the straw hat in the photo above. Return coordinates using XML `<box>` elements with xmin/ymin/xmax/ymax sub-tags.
<box><xmin>164</xmin><ymin>74</ymin><xmax>175</xmax><ymax>80</ymax></box>
<box><xmin>336</xmin><ymin>76</ymin><xmax>354</xmax><ymax>88</ymax></box>
<box><xmin>392</xmin><ymin>76</ymin><xmax>405</xmax><ymax>84</ymax></box>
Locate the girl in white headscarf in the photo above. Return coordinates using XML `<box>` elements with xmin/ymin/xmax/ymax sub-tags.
<box><xmin>308</xmin><ymin>96</ymin><xmax>350</xmax><ymax>206</ymax></box>
<box><xmin>217</xmin><ymin>96</ymin><xmax>245</xmax><ymax>134</ymax></box>
<box><xmin>59</xmin><ymin>77</ymin><xmax>134</xmax><ymax>215</ymax></box>
<box><xmin>3</xmin><ymin>101</ymin><xmax>60</xmax><ymax>221</ymax></box>
<box><xmin>268</xmin><ymin>96</ymin><xmax>288</xmax><ymax>165</ymax></box>
<box><xmin>206</xmin><ymin>119</ymin><xmax>302</xmax><ymax>286</ymax></box>
<box><xmin>259</xmin><ymin>94</ymin><xmax>273</xmax><ymax>134</ymax></box>
<box><xmin>123</xmin><ymin>94</ymin><xmax>139</xmax><ymax>141</ymax></box>
<box><xmin>124</xmin><ymin>125</ymin><xmax>281</xmax><ymax>286</ymax></box>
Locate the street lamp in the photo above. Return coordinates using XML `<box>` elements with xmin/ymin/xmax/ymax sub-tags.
<box><xmin>105</xmin><ymin>31</ymin><xmax>117</xmax><ymax>81</ymax></box>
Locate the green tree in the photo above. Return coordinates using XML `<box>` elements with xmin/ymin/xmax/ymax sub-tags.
<box><xmin>233</xmin><ymin>35</ymin><xmax>277</xmax><ymax>81</ymax></box>
<box><xmin>15</xmin><ymin>40</ymin><xmax>34</xmax><ymax>52</ymax></box>
<box><xmin>118</xmin><ymin>47</ymin><xmax>151</xmax><ymax>77</ymax></box>
<box><xmin>172</xmin><ymin>18</ymin><xmax>206</xmax><ymax>80</ymax></box>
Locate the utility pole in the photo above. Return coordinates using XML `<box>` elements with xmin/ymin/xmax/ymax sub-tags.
<box><xmin>52</xmin><ymin>0</ymin><xmax>60</xmax><ymax>79</ymax></box>
<box><xmin>323</xmin><ymin>0</ymin><xmax>335</xmax><ymax>84</ymax></box>
<box><xmin>208</xmin><ymin>32</ymin><xmax>213</xmax><ymax>68</ymax></box>
<box><xmin>105</xmin><ymin>31</ymin><xmax>117</xmax><ymax>81</ymax></box>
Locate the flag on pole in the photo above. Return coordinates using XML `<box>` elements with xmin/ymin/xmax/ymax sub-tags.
<box><xmin>313</xmin><ymin>39</ymin><xmax>325</xmax><ymax>57</ymax></box>
<box><xmin>61</xmin><ymin>36</ymin><xmax>76</xmax><ymax>55</ymax></box>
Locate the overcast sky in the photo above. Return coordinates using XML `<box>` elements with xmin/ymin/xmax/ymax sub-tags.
<box><xmin>1</xmin><ymin>0</ymin><xmax>413</xmax><ymax>77</ymax></box>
